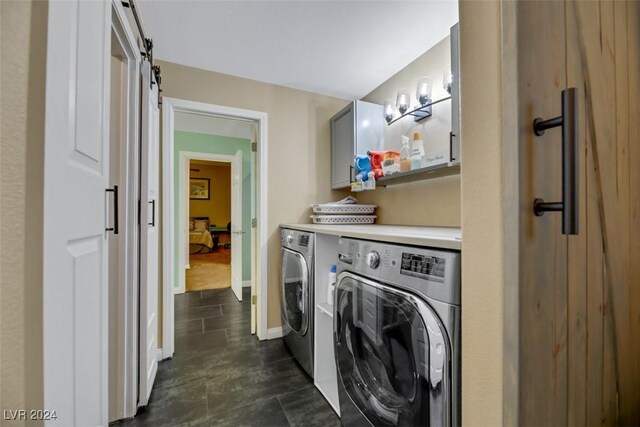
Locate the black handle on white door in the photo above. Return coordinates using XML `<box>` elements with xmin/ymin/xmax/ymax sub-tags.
<box><xmin>532</xmin><ymin>87</ymin><xmax>579</xmax><ymax>235</ymax></box>
<box><xmin>106</xmin><ymin>185</ymin><xmax>119</xmax><ymax>234</ymax></box>
<box><xmin>149</xmin><ymin>199</ymin><xmax>156</xmax><ymax>227</ymax></box>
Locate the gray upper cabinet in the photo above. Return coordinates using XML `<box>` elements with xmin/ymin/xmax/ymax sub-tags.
<box><xmin>330</xmin><ymin>100</ymin><xmax>384</xmax><ymax>189</ymax></box>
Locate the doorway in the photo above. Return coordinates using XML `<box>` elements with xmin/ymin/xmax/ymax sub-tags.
<box><xmin>186</xmin><ymin>159</ymin><xmax>232</xmax><ymax>292</ymax></box>
<box><xmin>161</xmin><ymin>98</ymin><xmax>268</xmax><ymax>360</ymax></box>
<box><xmin>179</xmin><ymin>152</ymin><xmax>243</xmax><ymax>301</ymax></box>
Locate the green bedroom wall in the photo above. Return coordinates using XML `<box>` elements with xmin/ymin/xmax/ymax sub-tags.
<box><xmin>174</xmin><ymin>130</ymin><xmax>253</xmax><ymax>286</ymax></box>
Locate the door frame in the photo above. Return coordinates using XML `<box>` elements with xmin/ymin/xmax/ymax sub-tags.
<box><xmin>500</xmin><ymin>1</ymin><xmax>520</xmax><ymax>424</ymax></box>
<box><xmin>162</xmin><ymin>97</ymin><xmax>269</xmax><ymax>359</ymax></box>
<box><xmin>110</xmin><ymin>0</ymin><xmax>141</xmax><ymax>420</ymax></box>
<box><xmin>176</xmin><ymin>151</ymin><xmax>241</xmax><ymax>295</ymax></box>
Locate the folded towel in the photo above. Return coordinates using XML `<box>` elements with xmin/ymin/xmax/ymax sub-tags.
<box><xmin>333</xmin><ymin>196</ymin><xmax>357</xmax><ymax>204</ymax></box>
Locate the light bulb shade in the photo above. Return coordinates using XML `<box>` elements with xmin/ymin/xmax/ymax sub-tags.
<box><xmin>396</xmin><ymin>91</ymin><xmax>410</xmax><ymax>114</ymax></box>
<box><xmin>443</xmin><ymin>71</ymin><xmax>452</xmax><ymax>94</ymax></box>
<box><xmin>416</xmin><ymin>77</ymin><xmax>433</xmax><ymax>105</ymax></box>
<box><xmin>383</xmin><ymin>100</ymin><xmax>396</xmax><ymax>123</ymax></box>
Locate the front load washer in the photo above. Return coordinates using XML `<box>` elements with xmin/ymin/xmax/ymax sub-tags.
<box><xmin>280</xmin><ymin>228</ymin><xmax>315</xmax><ymax>378</ymax></box>
<box><xmin>334</xmin><ymin>238</ymin><xmax>461</xmax><ymax>427</ymax></box>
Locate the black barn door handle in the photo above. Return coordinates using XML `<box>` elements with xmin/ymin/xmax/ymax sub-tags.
<box><xmin>148</xmin><ymin>199</ymin><xmax>156</xmax><ymax>227</ymax></box>
<box><xmin>532</xmin><ymin>87</ymin><xmax>579</xmax><ymax>235</ymax></box>
<box><xmin>106</xmin><ymin>185</ymin><xmax>119</xmax><ymax>234</ymax></box>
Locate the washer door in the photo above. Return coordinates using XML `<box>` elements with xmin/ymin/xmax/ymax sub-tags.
<box><xmin>280</xmin><ymin>247</ymin><xmax>309</xmax><ymax>335</ymax></box>
<box><xmin>334</xmin><ymin>272</ymin><xmax>451</xmax><ymax>427</ymax></box>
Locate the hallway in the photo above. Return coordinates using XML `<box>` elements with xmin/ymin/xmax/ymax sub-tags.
<box><xmin>118</xmin><ymin>287</ymin><xmax>340</xmax><ymax>426</ymax></box>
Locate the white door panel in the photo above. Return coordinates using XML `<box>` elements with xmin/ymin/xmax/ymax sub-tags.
<box><xmin>139</xmin><ymin>61</ymin><xmax>160</xmax><ymax>406</ymax></box>
<box><xmin>43</xmin><ymin>0</ymin><xmax>111</xmax><ymax>425</ymax></box>
<box><xmin>231</xmin><ymin>150</ymin><xmax>243</xmax><ymax>301</ymax></box>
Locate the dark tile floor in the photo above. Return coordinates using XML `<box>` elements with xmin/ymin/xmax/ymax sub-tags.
<box><xmin>118</xmin><ymin>287</ymin><xmax>340</xmax><ymax>427</ymax></box>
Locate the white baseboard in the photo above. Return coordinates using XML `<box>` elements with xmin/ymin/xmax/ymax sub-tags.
<box><xmin>173</xmin><ymin>286</ymin><xmax>185</xmax><ymax>295</ymax></box>
<box><xmin>266</xmin><ymin>326</ymin><xmax>283</xmax><ymax>340</ymax></box>
<box><xmin>242</xmin><ymin>280</ymin><xmax>251</xmax><ymax>288</ymax></box>
<box><xmin>157</xmin><ymin>349</ymin><xmax>164</xmax><ymax>362</ymax></box>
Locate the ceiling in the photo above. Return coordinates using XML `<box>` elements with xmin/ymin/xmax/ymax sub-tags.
<box><xmin>136</xmin><ymin>0</ymin><xmax>459</xmax><ymax>100</ymax></box>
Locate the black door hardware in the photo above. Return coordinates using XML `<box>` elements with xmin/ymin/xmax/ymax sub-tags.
<box><xmin>149</xmin><ymin>199</ymin><xmax>156</xmax><ymax>227</ymax></box>
<box><xmin>532</xmin><ymin>87</ymin><xmax>579</xmax><ymax>235</ymax></box>
<box><xmin>106</xmin><ymin>185</ymin><xmax>119</xmax><ymax>234</ymax></box>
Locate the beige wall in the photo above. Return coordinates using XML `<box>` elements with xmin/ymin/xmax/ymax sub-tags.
<box><xmin>0</xmin><ymin>0</ymin><xmax>48</xmax><ymax>419</ymax></box>
<box><xmin>459</xmin><ymin>1</ymin><xmax>504</xmax><ymax>425</ymax></box>
<box><xmin>189</xmin><ymin>162</ymin><xmax>231</xmax><ymax>234</ymax></box>
<box><xmin>358</xmin><ymin>36</ymin><xmax>461</xmax><ymax>226</ymax></box>
<box><xmin>158</xmin><ymin>60</ymin><xmax>350</xmax><ymax>328</ymax></box>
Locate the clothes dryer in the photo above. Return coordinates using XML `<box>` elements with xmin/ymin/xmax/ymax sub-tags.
<box><xmin>280</xmin><ymin>228</ymin><xmax>315</xmax><ymax>378</ymax></box>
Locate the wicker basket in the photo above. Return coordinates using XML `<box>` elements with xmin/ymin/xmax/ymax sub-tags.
<box><xmin>310</xmin><ymin>215</ymin><xmax>377</xmax><ymax>225</ymax></box>
<box><xmin>311</xmin><ymin>203</ymin><xmax>377</xmax><ymax>215</ymax></box>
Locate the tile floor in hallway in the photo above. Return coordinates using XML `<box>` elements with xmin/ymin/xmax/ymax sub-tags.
<box><xmin>117</xmin><ymin>287</ymin><xmax>340</xmax><ymax>427</ymax></box>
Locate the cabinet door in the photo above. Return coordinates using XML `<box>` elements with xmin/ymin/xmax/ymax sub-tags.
<box><xmin>331</xmin><ymin>103</ymin><xmax>355</xmax><ymax>189</ymax></box>
<box><xmin>354</xmin><ymin>100</ymin><xmax>384</xmax><ymax>155</ymax></box>
<box><xmin>450</xmin><ymin>23</ymin><xmax>461</xmax><ymax>163</ymax></box>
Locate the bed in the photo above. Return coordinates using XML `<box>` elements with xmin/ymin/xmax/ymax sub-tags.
<box><xmin>189</xmin><ymin>217</ymin><xmax>214</xmax><ymax>254</ymax></box>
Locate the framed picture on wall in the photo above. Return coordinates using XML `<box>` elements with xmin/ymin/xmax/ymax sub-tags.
<box><xmin>190</xmin><ymin>178</ymin><xmax>210</xmax><ymax>200</ymax></box>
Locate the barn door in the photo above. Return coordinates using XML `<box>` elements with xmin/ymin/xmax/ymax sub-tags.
<box><xmin>138</xmin><ymin>60</ymin><xmax>160</xmax><ymax>406</ymax></box>
<box><xmin>42</xmin><ymin>0</ymin><xmax>111</xmax><ymax>425</ymax></box>
<box><xmin>516</xmin><ymin>0</ymin><xmax>640</xmax><ymax>425</ymax></box>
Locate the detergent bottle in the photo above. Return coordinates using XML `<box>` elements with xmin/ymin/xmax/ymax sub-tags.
<box><xmin>411</xmin><ymin>131</ymin><xmax>426</xmax><ymax>170</ymax></box>
<box><xmin>399</xmin><ymin>135</ymin><xmax>412</xmax><ymax>172</ymax></box>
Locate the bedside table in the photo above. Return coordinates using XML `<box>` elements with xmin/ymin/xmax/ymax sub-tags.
<box><xmin>209</xmin><ymin>226</ymin><xmax>228</xmax><ymax>250</ymax></box>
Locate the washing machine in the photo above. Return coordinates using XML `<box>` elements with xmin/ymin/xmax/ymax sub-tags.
<box><xmin>334</xmin><ymin>237</ymin><xmax>461</xmax><ymax>426</ymax></box>
<box><xmin>280</xmin><ymin>228</ymin><xmax>315</xmax><ymax>378</ymax></box>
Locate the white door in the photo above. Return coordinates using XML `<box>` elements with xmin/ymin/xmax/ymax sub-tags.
<box><xmin>42</xmin><ymin>0</ymin><xmax>111</xmax><ymax>425</ymax></box>
<box><xmin>138</xmin><ymin>61</ymin><xmax>160</xmax><ymax>406</ymax></box>
<box><xmin>231</xmin><ymin>150</ymin><xmax>243</xmax><ymax>301</ymax></box>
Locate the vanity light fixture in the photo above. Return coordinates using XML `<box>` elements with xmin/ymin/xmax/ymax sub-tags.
<box><xmin>385</xmin><ymin>75</ymin><xmax>450</xmax><ymax>125</ymax></box>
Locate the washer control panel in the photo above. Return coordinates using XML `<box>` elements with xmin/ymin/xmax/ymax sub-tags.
<box><xmin>400</xmin><ymin>252</ymin><xmax>446</xmax><ymax>283</ymax></box>
<box><xmin>337</xmin><ymin>237</ymin><xmax>461</xmax><ymax>305</ymax></box>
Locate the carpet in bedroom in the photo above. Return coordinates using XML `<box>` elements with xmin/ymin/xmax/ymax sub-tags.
<box><xmin>186</xmin><ymin>248</ymin><xmax>231</xmax><ymax>292</ymax></box>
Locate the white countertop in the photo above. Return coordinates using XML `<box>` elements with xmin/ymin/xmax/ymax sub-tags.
<box><xmin>280</xmin><ymin>223</ymin><xmax>461</xmax><ymax>250</ymax></box>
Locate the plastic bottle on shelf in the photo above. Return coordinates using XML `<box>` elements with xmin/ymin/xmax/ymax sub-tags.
<box><xmin>411</xmin><ymin>131</ymin><xmax>426</xmax><ymax>170</ymax></box>
<box><xmin>399</xmin><ymin>135</ymin><xmax>412</xmax><ymax>172</ymax></box>
<box><xmin>327</xmin><ymin>264</ymin><xmax>337</xmax><ymax>306</ymax></box>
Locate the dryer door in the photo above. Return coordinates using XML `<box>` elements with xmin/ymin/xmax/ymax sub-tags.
<box><xmin>280</xmin><ymin>247</ymin><xmax>309</xmax><ymax>335</ymax></box>
<box><xmin>334</xmin><ymin>272</ymin><xmax>451</xmax><ymax>427</ymax></box>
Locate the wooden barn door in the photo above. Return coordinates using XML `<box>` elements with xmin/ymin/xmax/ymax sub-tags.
<box><xmin>515</xmin><ymin>0</ymin><xmax>640</xmax><ymax>425</ymax></box>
